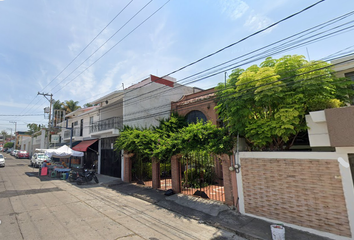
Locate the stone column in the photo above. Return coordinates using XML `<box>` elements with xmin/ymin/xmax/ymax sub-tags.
<box><xmin>123</xmin><ymin>151</ymin><xmax>133</xmax><ymax>183</ymax></box>
<box><xmin>152</xmin><ymin>160</ymin><xmax>161</xmax><ymax>189</ymax></box>
<box><xmin>171</xmin><ymin>155</ymin><xmax>181</xmax><ymax>193</ymax></box>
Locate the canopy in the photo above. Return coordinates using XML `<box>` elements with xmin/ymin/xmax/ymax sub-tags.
<box><xmin>72</xmin><ymin>139</ymin><xmax>98</xmax><ymax>152</ymax></box>
<box><xmin>45</xmin><ymin>145</ymin><xmax>84</xmax><ymax>158</ymax></box>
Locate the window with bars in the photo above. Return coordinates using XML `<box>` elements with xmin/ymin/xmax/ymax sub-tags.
<box><xmin>186</xmin><ymin>110</ymin><xmax>207</xmax><ymax>124</ymax></box>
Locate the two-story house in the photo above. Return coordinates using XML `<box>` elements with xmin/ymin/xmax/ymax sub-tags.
<box><xmin>57</xmin><ymin>106</ymin><xmax>100</xmax><ymax>168</ymax></box>
<box><xmin>85</xmin><ymin>74</ymin><xmax>199</xmax><ymax>179</ymax></box>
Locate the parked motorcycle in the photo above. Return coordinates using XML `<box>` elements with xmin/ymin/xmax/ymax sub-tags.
<box><xmin>70</xmin><ymin>165</ymin><xmax>99</xmax><ymax>185</ymax></box>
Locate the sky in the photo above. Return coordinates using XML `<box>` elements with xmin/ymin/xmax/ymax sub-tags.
<box><xmin>0</xmin><ymin>0</ymin><xmax>354</xmax><ymax>133</ymax></box>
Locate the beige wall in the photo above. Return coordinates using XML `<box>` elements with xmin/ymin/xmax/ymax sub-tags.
<box><xmin>237</xmin><ymin>151</ymin><xmax>354</xmax><ymax>240</ymax></box>
<box><xmin>325</xmin><ymin>107</ymin><xmax>354</xmax><ymax>147</ymax></box>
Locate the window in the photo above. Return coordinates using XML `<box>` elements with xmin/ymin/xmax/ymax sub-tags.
<box><xmin>345</xmin><ymin>72</ymin><xmax>354</xmax><ymax>104</ymax></box>
<box><xmin>185</xmin><ymin>110</ymin><xmax>207</xmax><ymax>124</ymax></box>
<box><xmin>90</xmin><ymin>116</ymin><xmax>94</xmax><ymax>125</ymax></box>
<box><xmin>345</xmin><ymin>71</ymin><xmax>354</xmax><ymax>82</ymax></box>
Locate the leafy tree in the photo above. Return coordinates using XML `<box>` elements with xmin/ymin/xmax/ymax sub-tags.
<box><xmin>83</xmin><ymin>103</ymin><xmax>94</xmax><ymax>108</ymax></box>
<box><xmin>1</xmin><ymin>130</ymin><xmax>9</xmax><ymax>139</ymax></box>
<box><xmin>27</xmin><ymin>123</ymin><xmax>44</xmax><ymax>135</ymax></box>
<box><xmin>4</xmin><ymin>142</ymin><xmax>14</xmax><ymax>148</ymax></box>
<box><xmin>62</xmin><ymin>100</ymin><xmax>81</xmax><ymax>113</ymax></box>
<box><xmin>52</xmin><ymin>100</ymin><xmax>64</xmax><ymax>110</ymax></box>
<box><xmin>215</xmin><ymin>55</ymin><xmax>353</xmax><ymax>150</ymax></box>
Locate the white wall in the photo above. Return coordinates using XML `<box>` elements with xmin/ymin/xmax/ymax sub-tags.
<box><xmin>100</xmin><ymin>100</ymin><xmax>123</xmax><ymax>120</ymax></box>
<box><xmin>305</xmin><ymin>111</ymin><xmax>331</xmax><ymax>147</ymax></box>
<box><xmin>123</xmin><ymin>82</ymin><xmax>194</xmax><ymax>128</ymax></box>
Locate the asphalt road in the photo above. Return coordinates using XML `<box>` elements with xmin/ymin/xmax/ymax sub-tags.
<box><xmin>0</xmin><ymin>153</ymin><xmax>244</xmax><ymax>240</ymax></box>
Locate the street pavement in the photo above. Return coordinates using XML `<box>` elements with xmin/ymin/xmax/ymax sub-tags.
<box><xmin>0</xmin><ymin>153</ymin><xmax>245</xmax><ymax>240</ymax></box>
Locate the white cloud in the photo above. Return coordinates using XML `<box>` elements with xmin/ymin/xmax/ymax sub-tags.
<box><xmin>244</xmin><ymin>11</ymin><xmax>273</xmax><ymax>32</ymax></box>
<box><xmin>220</xmin><ymin>0</ymin><xmax>249</xmax><ymax>20</ymax></box>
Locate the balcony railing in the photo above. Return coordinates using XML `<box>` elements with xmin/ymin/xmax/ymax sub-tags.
<box><xmin>89</xmin><ymin>117</ymin><xmax>122</xmax><ymax>133</ymax></box>
<box><xmin>64</xmin><ymin>126</ymin><xmax>81</xmax><ymax>139</ymax></box>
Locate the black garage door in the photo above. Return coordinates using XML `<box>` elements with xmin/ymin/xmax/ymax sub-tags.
<box><xmin>100</xmin><ymin>137</ymin><xmax>121</xmax><ymax>178</ymax></box>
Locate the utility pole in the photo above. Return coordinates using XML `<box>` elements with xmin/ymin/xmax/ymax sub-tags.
<box><xmin>9</xmin><ymin>121</ymin><xmax>17</xmax><ymax>133</ymax></box>
<box><xmin>38</xmin><ymin>92</ymin><xmax>53</xmax><ymax>148</ymax></box>
<box><xmin>9</xmin><ymin>121</ymin><xmax>17</xmax><ymax>149</ymax></box>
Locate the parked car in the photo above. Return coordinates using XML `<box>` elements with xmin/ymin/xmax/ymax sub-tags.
<box><xmin>6</xmin><ymin>148</ymin><xmax>12</xmax><ymax>154</ymax></box>
<box><xmin>31</xmin><ymin>153</ymin><xmax>50</xmax><ymax>168</ymax></box>
<box><xmin>15</xmin><ymin>150</ymin><xmax>21</xmax><ymax>158</ymax></box>
<box><xmin>17</xmin><ymin>150</ymin><xmax>29</xmax><ymax>159</ymax></box>
<box><xmin>0</xmin><ymin>154</ymin><xmax>5</xmax><ymax>167</ymax></box>
<box><xmin>11</xmin><ymin>149</ymin><xmax>19</xmax><ymax>156</ymax></box>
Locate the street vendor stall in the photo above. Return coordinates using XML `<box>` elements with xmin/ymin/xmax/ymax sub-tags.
<box><xmin>36</xmin><ymin>145</ymin><xmax>84</xmax><ymax>178</ymax></box>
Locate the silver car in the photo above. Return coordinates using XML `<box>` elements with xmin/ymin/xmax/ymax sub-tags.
<box><xmin>0</xmin><ymin>154</ymin><xmax>5</xmax><ymax>167</ymax></box>
<box><xmin>31</xmin><ymin>153</ymin><xmax>50</xmax><ymax>168</ymax></box>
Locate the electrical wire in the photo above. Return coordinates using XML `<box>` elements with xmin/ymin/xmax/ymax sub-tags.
<box><xmin>17</xmin><ymin>0</ymin><xmax>135</xmax><ymax>119</ymax></box>
<box><xmin>72</xmin><ymin>18</ymin><xmax>354</xmax><ymax>118</ymax></box>
<box><xmin>12</xmin><ymin>1</ymin><xmax>349</xmax><ymax>131</ymax></box>
<box><xmin>55</xmin><ymin>55</ymin><xmax>354</xmax><ymax>132</ymax></box>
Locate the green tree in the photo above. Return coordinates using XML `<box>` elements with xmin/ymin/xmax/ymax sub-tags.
<box><xmin>1</xmin><ymin>130</ymin><xmax>9</xmax><ymax>139</ymax></box>
<box><xmin>52</xmin><ymin>100</ymin><xmax>64</xmax><ymax>110</ymax></box>
<box><xmin>62</xmin><ymin>100</ymin><xmax>81</xmax><ymax>113</ymax></box>
<box><xmin>215</xmin><ymin>55</ymin><xmax>353</xmax><ymax>150</ymax></box>
<box><xmin>4</xmin><ymin>142</ymin><xmax>14</xmax><ymax>148</ymax></box>
<box><xmin>83</xmin><ymin>103</ymin><xmax>94</xmax><ymax>108</ymax></box>
<box><xmin>27</xmin><ymin>123</ymin><xmax>44</xmax><ymax>135</ymax></box>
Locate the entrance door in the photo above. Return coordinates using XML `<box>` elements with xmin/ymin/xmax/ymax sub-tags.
<box><xmin>100</xmin><ymin>137</ymin><xmax>121</xmax><ymax>178</ymax></box>
<box><xmin>100</xmin><ymin>149</ymin><xmax>121</xmax><ymax>178</ymax></box>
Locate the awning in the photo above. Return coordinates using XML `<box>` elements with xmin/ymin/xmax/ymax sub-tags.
<box><xmin>72</xmin><ymin>139</ymin><xmax>98</xmax><ymax>152</ymax></box>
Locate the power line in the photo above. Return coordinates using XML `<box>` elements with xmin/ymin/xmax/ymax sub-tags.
<box><xmin>56</xmin><ymin>55</ymin><xmax>354</xmax><ymax>131</ymax></box>
<box><xmin>50</xmin><ymin>0</ymin><xmax>155</xmax><ymax>93</ymax></box>
<box><xmin>76</xmin><ymin>15</ymin><xmax>354</xmax><ymax>117</ymax></box>
<box><xmin>16</xmin><ymin>0</ymin><xmax>136</xmax><ymax>119</ymax></box>
<box><xmin>50</xmin><ymin>0</ymin><xmax>322</xmax><ymax>98</ymax></box>
<box><xmin>16</xmin><ymin>1</ymin><xmax>342</xmax><ymax>123</ymax></box>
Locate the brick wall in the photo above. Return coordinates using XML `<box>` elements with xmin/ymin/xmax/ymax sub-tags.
<box><xmin>171</xmin><ymin>155</ymin><xmax>181</xmax><ymax>193</ymax></box>
<box><xmin>123</xmin><ymin>152</ymin><xmax>133</xmax><ymax>183</ymax></box>
<box><xmin>241</xmin><ymin>158</ymin><xmax>351</xmax><ymax>237</ymax></box>
<box><xmin>152</xmin><ymin>161</ymin><xmax>160</xmax><ymax>189</ymax></box>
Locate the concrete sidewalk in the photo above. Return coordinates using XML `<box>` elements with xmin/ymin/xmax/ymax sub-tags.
<box><xmin>95</xmin><ymin>175</ymin><xmax>331</xmax><ymax>240</ymax></box>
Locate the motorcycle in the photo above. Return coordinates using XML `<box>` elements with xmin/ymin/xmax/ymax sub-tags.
<box><xmin>70</xmin><ymin>165</ymin><xmax>99</xmax><ymax>185</ymax></box>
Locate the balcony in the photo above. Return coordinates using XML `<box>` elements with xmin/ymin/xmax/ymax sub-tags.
<box><xmin>89</xmin><ymin>117</ymin><xmax>122</xmax><ymax>135</ymax></box>
<box><xmin>64</xmin><ymin>127</ymin><xmax>82</xmax><ymax>139</ymax></box>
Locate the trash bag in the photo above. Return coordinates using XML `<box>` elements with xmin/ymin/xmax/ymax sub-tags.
<box><xmin>270</xmin><ymin>224</ymin><xmax>285</xmax><ymax>240</ymax></box>
<box><xmin>164</xmin><ymin>189</ymin><xmax>174</xmax><ymax>196</ymax></box>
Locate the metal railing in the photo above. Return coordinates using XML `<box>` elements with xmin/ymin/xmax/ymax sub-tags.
<box><xmin>89</xmin><ymin>117</ymin><xmax>122</xmax><ymax>133</ymax></box>
<box><xmin>63</xmin><ymin>126</ymin><xmax>81</xmax><ymax>139</ymax></box>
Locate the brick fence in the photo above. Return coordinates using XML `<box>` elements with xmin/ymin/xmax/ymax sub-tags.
<box><xmin>241</xmin><ymin>157</ymin><xmax>351</xmax><ymax>237</ymax></box>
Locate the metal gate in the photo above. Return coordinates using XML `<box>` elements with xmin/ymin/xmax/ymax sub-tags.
<box><xmin>158</xmin><ymin>160</ymin><xmax>172</xmax><ymax>190</ymax></box>
<box><xmin>100</xmin><ymin>137</ymin><xmax>121</xmax><ymax>178</ymax></box>
<box><xmin>180</xmin><ymin>151</ymin><xmax>224</xmax><ymax>202</ymax></box>
<box><xmin>131</xmin><ymin>154</ymin><xmax>152</xmax><ymax>185</ymax></box>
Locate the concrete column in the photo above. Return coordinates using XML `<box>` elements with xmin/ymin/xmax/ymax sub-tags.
<box><xmin>40</xmin><ymin>129</ymin><xmax>46</xmax><ymax>149</ymax></box>
<box><xmin>220</xmin><ymin>154</ymin><xmax>234</xmax><ymax>206</ymax></box>
<box><xmin>171</xmin><ymin>155</ymin><xmax>181</xmax><ymax>193</ymax></box>
<box><xmin>123</xmin><ymin>151</ymin><xmax>133</xmax><ymax>183</ymax></box>
<box><xmin>152</xmin><ymin>161</ymin><xmax>161</xmax><ymax>189</ymax></box>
